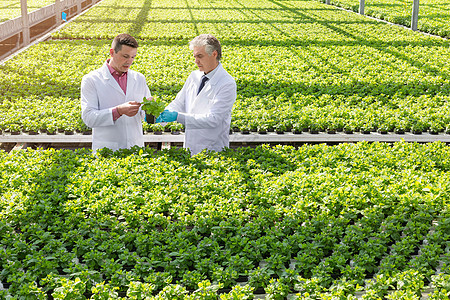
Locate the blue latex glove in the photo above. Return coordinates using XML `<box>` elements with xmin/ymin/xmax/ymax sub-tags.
<box><xmin>155</xmin><ymin>110</ymin><xmax>178</xmax><ymax>123</ymax></box>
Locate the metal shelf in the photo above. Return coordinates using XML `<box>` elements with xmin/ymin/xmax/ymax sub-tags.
<box><xmin>1</xmin><ymin>131</ymin><xmax>450</xmax><ymax>144</ymax></box>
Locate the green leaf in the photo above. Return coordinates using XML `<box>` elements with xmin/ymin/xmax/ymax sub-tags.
<box><xmin>141</xmin><ymin>97</ymin><xmax>166</xmax><ymax>118</ymax></box>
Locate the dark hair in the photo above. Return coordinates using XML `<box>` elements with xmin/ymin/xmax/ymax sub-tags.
<box><xmin>189</xmin><ymin>34</ymin><xmax>222</xmax><ymax>61</ymax></box>
<box><xmin>111</xmin><ymin>33</ymin><xmax>138</xmax><ymax>53</ymax></box>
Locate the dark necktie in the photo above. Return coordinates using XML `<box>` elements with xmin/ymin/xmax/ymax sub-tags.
<box><xmin>197</xmin><ymin>75</ymin><xmax>209</xmax><ymax>95</ymax></box>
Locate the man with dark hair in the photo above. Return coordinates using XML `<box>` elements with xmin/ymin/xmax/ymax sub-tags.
<box><xmin>156</xmin><ymin>34</ymin><xmax>237</xmax><ymax>155</ymax></box>
<box><xmin>111</xmin><ymin>33</ymin><xmax>138</xmax><ymax>53</ymax></box>
<box><xmin>81</xmin><ymin>33</ymin><xmax>151</xmax><ymax>153</ymax></box>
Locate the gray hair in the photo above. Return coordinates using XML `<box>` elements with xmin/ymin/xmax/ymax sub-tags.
<box><xmin>189</xmin><ymin>34</ymin><xmax>222</xmax><ymax>61</ymax></box>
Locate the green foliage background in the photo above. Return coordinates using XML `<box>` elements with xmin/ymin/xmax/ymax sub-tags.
<box><xmin>315</xmin><ymin>0</ymin><xmax>450</xmax><ymax>39</ymax></box>
<box><xmin>0</xmin><ymin>0</ymin><xmax>54</xmax><ymax>22</ymax></box>
<box><xmin>0</xmin><ymin>0</ymin><xmax>450</xmax><ymax>133</ymax></box>
<box><xmin>1</xmin><ymin>0</ymin><xmax>450</xmax><ymax>298</ymax></box>
<box><xmin>0</xmin><ymin>142</ymin><xmax>449</xmax><ymax>297</ymax></box>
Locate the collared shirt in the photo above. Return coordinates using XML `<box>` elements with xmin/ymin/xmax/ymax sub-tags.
<box><xmin>195</xmin><ymin>63</ymin><xmax>220</xmax><ymax>96</ymax></box>
<box><xmin>107</xmin><ymin>59</ymin><xmax>128</xmax><ymax>94</ymax></box>
<box><xmin>204</xmin><ymin>62</ymin><xmax>220</xmax><ymax>80</ymax></box>
<box><xmin>106</xmin><ymin>59</ymin><xmax>127</xmax><ymax>121</ymax></box>
<box><xmin>176</xmin><ymin>63</ymin><xmax>222</xmax><ymax>125</ymax></box>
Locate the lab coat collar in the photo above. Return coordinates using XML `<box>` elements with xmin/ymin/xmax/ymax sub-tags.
<box><xmin>207</xmin><ymin>63</ymin><xmax>224</xmax><ymax>86</ymax></box>
<box><xmin>204</xmin><ymin>62</ymin><xmax>220</xmax><ymax>79</ymax></box>
<box><xmin>191</xmin><ymin>63</ymin><xmax>225</xmax><ymax>109</ymax></box>
<box><xmin>195</xmin><ymin>63</ymin><xmax>225</xmax><ymax>88</ymax></box>
<box><xmin>100</xmin><ymin>62</ymin><xmax>134</xmax><ymax>97</ymax></box>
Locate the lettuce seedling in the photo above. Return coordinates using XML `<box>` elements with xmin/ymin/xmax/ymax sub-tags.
<box><xmin>141</xmin><ymin>97</ymin><xmax>166</xmax><ymax>118</ymax></box>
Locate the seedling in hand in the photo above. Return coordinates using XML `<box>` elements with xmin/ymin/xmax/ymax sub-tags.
<box><xmin>141</xmin><ymin>97</ymin><xmax>166</xmax><ymax>118</ymax></box>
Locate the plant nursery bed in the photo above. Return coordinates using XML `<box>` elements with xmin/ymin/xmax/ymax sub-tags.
<box><xmin>1</xmin><ymin>0</ymin><xmax>450</xmax><ymax>136</ymax></box>
<box><xmin>0</xmin><ymin>142</ymin><xmax>449</xmax><ymax>298</ymax></box>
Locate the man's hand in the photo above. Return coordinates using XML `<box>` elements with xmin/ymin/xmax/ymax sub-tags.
<box><xmin>116</xmin><ymin>101</ymin><xmax>141</xmax><ymax>117</ymax></box>
<box><xmin>156</xmin><ymin>110</ymin><xmax>178</xmax><ymax>123</ymax></box>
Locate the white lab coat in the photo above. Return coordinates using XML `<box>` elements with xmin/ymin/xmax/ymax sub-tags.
<box><xmin>167</xmin><ymin>63</ymin><xmax>237</xmax><ymax>155</ymax></box>
<box><xmin>81</xmin><ymin>63</ymin><xmax>150</xmax><ymax>153</ymax></box>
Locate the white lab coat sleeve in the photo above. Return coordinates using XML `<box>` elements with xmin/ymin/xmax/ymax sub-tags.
<box><xmin>81</xmin><ymin>75</ymin><xmax>114</xmax><ymax>128</ymax></box>
<box><xmin>180</xmin><ymin>81</ymin><xmax>236</xmax><ymax>129</ymax></box>
<box><xmin>166</xmin><ymin>81</ymin><xmax>188</xmax><ymax>113</ymax></box>
<box><xmin>165</xmin><ymin>81</ymin><xmax>188</xmax><ymax>124</ymax></box>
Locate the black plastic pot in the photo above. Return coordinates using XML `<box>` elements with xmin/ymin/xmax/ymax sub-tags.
<box><xmin>146</xmin><ymin>113</ymin><xmax>155</xmax><ymax>124</ymax></box>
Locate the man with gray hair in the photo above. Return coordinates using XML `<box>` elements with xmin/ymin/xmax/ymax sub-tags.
<box><xmin>156</xmin><ymin>34</ymin><xmax>237</xmax><ymax>155</ymax></box>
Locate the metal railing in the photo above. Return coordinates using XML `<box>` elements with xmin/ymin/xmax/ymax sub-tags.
<box><xmin>0</xmin><ymin>0</ymin><xmax>100</xmax><ymax>61</ymax></box>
